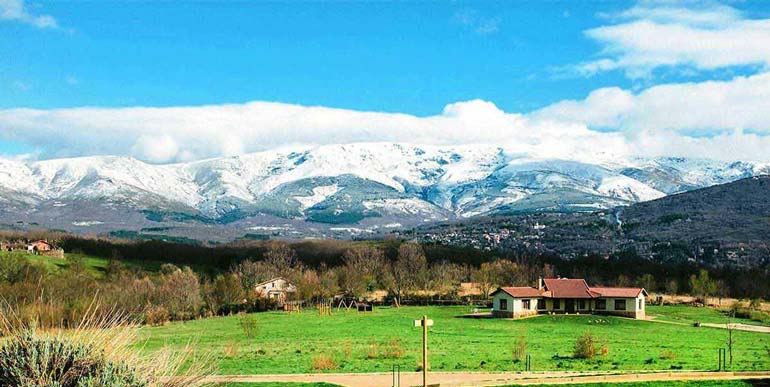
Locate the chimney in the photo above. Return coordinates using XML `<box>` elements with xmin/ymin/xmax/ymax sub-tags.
<box><xmin>538</xmin><ymin>277</ymin><xmax>544</xmax><ymax>290</ymax></box>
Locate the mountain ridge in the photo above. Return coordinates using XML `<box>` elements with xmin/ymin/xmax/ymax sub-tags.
<box><xmin>1</xmin><ymin>143</ymin><xmax>769</xmax><ymax>239</ymax></box>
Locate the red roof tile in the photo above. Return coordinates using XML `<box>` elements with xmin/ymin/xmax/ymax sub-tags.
<box><xmin>492</xmin><ymin>287</ymin><xmax>543</xmax><ymax>298</ymax></box>
<box><xmin>589</xmin><ymin>287</ymin><xmax>647</xmax><ymax>298</ymax></box>
<box><xmin>542</xmin><ymin>278</ymin><xmax>595</xmax><ymax>299</ymax></box>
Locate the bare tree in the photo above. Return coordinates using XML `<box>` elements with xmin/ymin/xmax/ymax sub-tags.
<box><xmin>388</xmin><ymin>243</ymin><xmax>428</xmax><ymax>306</ymax></box>
<box><xmin>473</xmin><ymin>261</ymin><xmax>500</xmax><ymax>299</ymax></box>
<box><xmin>263</xmin><ymin>242</ymin><xmax>300</xmax><ymax>278</ymax></box>
<box><xmin>339</xmin><ymin>245</ymin><xmax>385</xmax><ymax>298</ymax></box>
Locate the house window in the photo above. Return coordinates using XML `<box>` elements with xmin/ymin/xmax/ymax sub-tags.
<box><xmin>614</xmin><ymin>299</ymin><xmax>626</xmax><ymax>310</ymax></box>
<box><xmin>523</xmin><ymin>299</ymin><xmax>531</xmax><ymax>309</ymax></box>
<box><xmin>596</xmin><ymin>299</ymin><xmax>606</xmax><ymax>310</ymax></box>
<box><xmin>499</xmin><ymin>298</ymin><xmax>508</xmax><ymax>310</ymax></box>
<box><xmin>537</xmin><ymin>299</ymin><xmax>546</xmax><ymax>309</ymax></box>
<box><xmin>578</xmin><ymin>299</ymin><xmax>586</xmax><ymax>309</ymax></box>
<box><xmin>553</xmin><ymin>299</ymin><xmax>561</xmax><ymax>310</ymax></box>
<box><xmin>638</xmin><ymin>299</ymin><xmax>643</xmax><ymax>309</ymax></box>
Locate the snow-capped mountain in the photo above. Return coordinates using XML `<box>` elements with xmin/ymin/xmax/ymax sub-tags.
<box><xmin>1</xmin><ymin>143</ymin><xmax>768</xmax><ymax>238</ymax></box>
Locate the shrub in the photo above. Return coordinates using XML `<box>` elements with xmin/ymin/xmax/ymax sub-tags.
<box><xmin>238</xmin><ymin>313</ymin><xmax>259</xmax><ymax>339</ymax></box>
<box><xmin>0</xmin><ymin>309</ymin><xmax>209</xmax><ymax>387</ymax></box>
<box><xmin>146</xmin><ymin>306</ymin><xmax>170</xmax><ymax>326</ymax></box>
<box><xmin>0</xmin><ymin>331</ymin><xmax>145</xmax><ymax>387</ymax></box>
<box><xmin>311</xmin><ymin>354</ymin><xmax>338</xmax><ymax>371</ymax></box>
<box><xmin>573</xmin><ymin>332</ymin><xmax>603</xmax><ymax>359</ymax></box>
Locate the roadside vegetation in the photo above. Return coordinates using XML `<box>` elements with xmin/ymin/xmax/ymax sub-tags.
<box><xmin>0</xmin><ymin>307</ymin><xmax>209</xmax><ymax>387</ymax></box>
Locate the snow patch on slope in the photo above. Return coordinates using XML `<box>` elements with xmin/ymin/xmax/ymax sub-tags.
<box><xmin>294</xmin><ymin>184</ymin><xmax>340</xmax><ymax>210</ymax></box>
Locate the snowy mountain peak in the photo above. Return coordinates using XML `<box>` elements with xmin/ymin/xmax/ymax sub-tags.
<box><xmin>1</xmin><ymin>143</ymin><xmax>768</xmax><ymax>232</ymax></box>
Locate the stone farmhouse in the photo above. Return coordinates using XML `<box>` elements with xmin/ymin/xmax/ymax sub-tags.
<box><xmin>255</xmin><ymin>277</ymin><xmax>297</xmax><ymax>305</ymax></box>
<box><xmin>491</xmin><ymin>278</ymin><xmax>648</xmax><ymax>319</ymax></box>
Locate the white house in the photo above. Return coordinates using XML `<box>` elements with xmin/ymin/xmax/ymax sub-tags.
<box><xmin>491</xmin><ymin>278</ymin><xmax>647</xmax><ymax>319</ymax></box>
<box><xmin>255</xmin><ymin>277</ymin><xmax>297</xmax><ymax>305</ymax></box>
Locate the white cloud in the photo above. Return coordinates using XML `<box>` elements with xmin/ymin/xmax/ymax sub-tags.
<box><xmin>4</xmin><ymin>71</ymin><xmax>770</xmax><ymax>164</ymax></box>
<box><xmin>0</xmin><ymin>99</ymin><xmax>628</xmax><ymax>164</ymax></box>
<box><xmin>0</xmin><ymin>0</ymin><xmax>58</xmax><ymax>28</ymax></box>
<box><xmin>533</xmin><ymin>71</ymin><xmax>770</xmax><ymax>134</ymax></box>
<box><xmin>131</xmin><ymin>134</ymin><xmax>179</xmax><ymax>163</ymax></box>
<box><xmin>576</xmin><ymin>3</ymin><xmax>770</xmax><ymax>78</ymax></box>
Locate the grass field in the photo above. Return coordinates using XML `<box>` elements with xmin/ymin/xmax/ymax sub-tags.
<box><xmin>139</xmin><ymin>305</ymin><xmax>770</xmax><ymax>375</ymax></box>
<box><xmin>1</xmin><ymin>249</ymin><xmax>163</xmax><ymax>277</ymax></box>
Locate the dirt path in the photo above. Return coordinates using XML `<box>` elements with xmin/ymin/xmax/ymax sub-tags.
<box><xmin>207</xmin><ymin>370</ymin><xmax>770</xmax><ymax>387</ymax></box>
<box><xmin>645</xmin><ymin>315</ymin><xmax>770</xmax><ymax>334</ymax></box>
<box><xmin>701</xmin><ymin>323</ymin><xmax>770</xmax><ymax>334</ymax></box>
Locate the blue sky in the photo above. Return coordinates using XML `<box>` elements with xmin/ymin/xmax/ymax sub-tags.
<box><xmin>2</xmin><ymin>1</ymin><xmax>628</xmax><ymax>112</ymax></box>
<box><xmin>2</xmin><ymin>1</ymin><xmax>770</xmax><ymax>162</ymax></box>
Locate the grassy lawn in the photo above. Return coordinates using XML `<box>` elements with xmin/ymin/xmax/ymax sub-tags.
<box><xmin>138</xmin><ymin>305</ymin><xmax>770</xmax><ymax>375</ymax></box>
<box><xmin>648</xmin><ymin>305</ymin><xmax>769</xmax><ymax>326</ymax></box>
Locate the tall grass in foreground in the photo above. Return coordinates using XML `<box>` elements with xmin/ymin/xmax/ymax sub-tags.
<box><xmin>0</xmin><ymin>302</ymin><xmax>211</xmax><ymax>387</ymax></box>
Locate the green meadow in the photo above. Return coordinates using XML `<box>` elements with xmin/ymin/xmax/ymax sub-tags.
<box><xmin>139</xmin><ymin>305</ymin><xmax>770</xmax><ymax>375</ymax></box>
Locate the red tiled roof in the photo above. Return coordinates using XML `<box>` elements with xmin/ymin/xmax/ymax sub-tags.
<box><xmin>542</xmin><ymin>278</ymin><xmax>595</xmax><ymax>299</ymax></box>
<box><xmin>590</xmin><ymin>287</ymin><xmax>647</xmax><ymax>298</ymax></box>
<box><xmin>492</xmin><ymin>287</ymin><xmax>543</xmax><ymax>298</ymax></box>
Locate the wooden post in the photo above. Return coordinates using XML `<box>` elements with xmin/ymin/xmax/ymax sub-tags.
<box><xmin>422</xmin><ymin>315</ymin><xmax>428</xmax><ymax>387</ymax></box>
<box><xmin>414</xmin><ymin>315</ymin><xmax>433</xmax><ymax>387</ymax></box>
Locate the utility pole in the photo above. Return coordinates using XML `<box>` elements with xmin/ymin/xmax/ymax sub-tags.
<box><xmin>414</xmin><ymin>315</ymin><xmax>434</xmax><ymax>387</ymax></box>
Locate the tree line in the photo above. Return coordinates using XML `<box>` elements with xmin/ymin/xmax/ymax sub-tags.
<box><xmin>1</xmin><ymin>230</ymin><xmax>769</xmax><ymax>328</ymax></box>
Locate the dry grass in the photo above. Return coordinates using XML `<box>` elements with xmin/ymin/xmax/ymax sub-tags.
<box><xmin>222</xmin><ymin>341</ymin><xmax>239</xmax><ymax>358</ymax></box>
<box><xmin>365</xmin><ymin>338</ymin><xmax>404</xmax><ymax>360</ymax></box>
<box><xmin>146</xmin><ymin>305</ymin><xmax>171</xmax><ymax>327</ymax></box>
<box><xmin>0</xmin><ymin>300</ymin><xmax>212</xmax><ymax>387</ymax></box>
<box><xmin>311</xmin><ymin>353</ymin><xmax>338</xmax><ymax>371</ymax></box>
<box><xmin>660</xmin><ymin>349</ymin><xmax>677</xmax><ymax>361</ymax></box>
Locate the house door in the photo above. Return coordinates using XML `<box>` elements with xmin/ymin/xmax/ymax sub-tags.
<box><xmin>565</xmin><ymin>299</ymin><xmax>575</xmax><ymax>313</ymax></box>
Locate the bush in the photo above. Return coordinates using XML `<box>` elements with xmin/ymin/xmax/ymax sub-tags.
<box><xmin>0</xmin><ymin>331</ymin><xmax>145</xmax><ymax>387</ymax></box>
<box><xmin>311</xmin><ymin>354</ymin><xmax>338</xmax><ymax>371</ymax></box>
<box><xmin>573</xmin><ymin>332</ymin><xmax>605</xmax><ymax>359</ymax></box>
<box><xmin>238</xmin><ymin>313</ymin><xmax>259</xmax><ymax>339</ymax></box>
<box><xmin>146</xmin><ymin>306</ymin><xmax>170</xmax><ymax>326</ymax></box>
